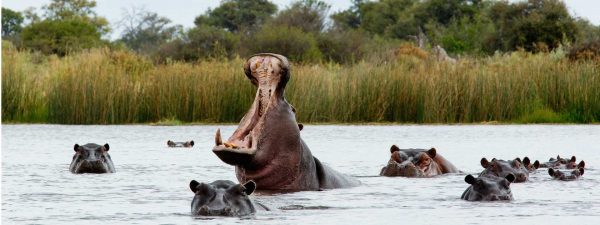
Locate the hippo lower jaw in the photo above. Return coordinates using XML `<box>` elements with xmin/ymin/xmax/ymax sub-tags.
<box><xmin>195</xmin><ymin>206</ymin><xmax>236</xmax><ymax>217</ymax></box>
<box><xmin>74</xmin><ymin>161</ymin><xmax>110</xmax><ymax>174</ymax></box>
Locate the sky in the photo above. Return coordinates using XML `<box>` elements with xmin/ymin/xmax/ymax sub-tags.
<box><xmin>2</xmin><ymin>0</ymin><xmax>599</xmax><ymax>40</ymax></box>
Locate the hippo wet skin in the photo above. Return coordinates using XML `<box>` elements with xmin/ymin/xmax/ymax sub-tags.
<box><xmin>479</xmin><ymin>158</ymin><xmax>528</xmax><ymax>183</ymax></box>
<box><xmin>189</xmin><ymin>180</ymin><xmax>267</xmax><ymax>217</ymax></box>
<box><xmin>167</xmin><ymin>140</ymin><xmax>195</xmax><ymax>148</ymax></box>
<box><xmin>548</xmin><ymin>168</ymin><xmax>584</xmax><ymax>181</ymax></box>
<box><xmin>212</xmin><ymin>53</ymin><xmax>360</xmax><ymax>191</ymax></box>
<box><xmin>380</xmin><ymin>145</ymin><xmax>459</xmax><ymax>177</ymax></box>
<box><xmin>70</xmin><ymin>143</ymin><xmax>115</xmax><ymax>173</ymax></box>
<box><xmin>461</xmin><ymin>174</ymin><xmax>515</xmax><ymax>201</ymax></box>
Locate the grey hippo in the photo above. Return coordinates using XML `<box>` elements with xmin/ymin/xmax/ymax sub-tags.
<box><xmin>167</xmin><ymin>140</ymin><xmax>195</xmax><ymax>148</ymax></box>
<box><xmin>548</xmin><ymin>168</ymin><xmax>585</xmax><ymax>181</ymax></box>
<box><xmin>539</xmin><ymin>155</ymin><xmax>585</xmax><ymax>169</ymax></box>
<box><xmin>380</xmin><ymin>145</ymin><xmax>459</xmax><ymax>177</ymax></box>
<box><xmin>461</xmin><ymin>174</ymin><xmax>515</xmax><ymax>201</ymax></box>
<box><xmin>212</xmin><ymin>53</ymin><xmax>360</xmax><ymax>191</ymax></box>
<box><xmin>479</xmin><ymin>158</ymin><xmax>528</xmax><ymax>183</ymax></box>
<box><xmin>189</xmin><ymin>180</ymin><xmax>268</xmax><ymax>217</ymax></box>
<box><xmin>70</xmin><ymin>143</ymin><xmax>115</xmax><ymax>173</ymax></box>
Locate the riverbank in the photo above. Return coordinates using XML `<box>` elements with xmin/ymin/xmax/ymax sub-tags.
<box><xmin>2</xmin><ymin>46</ymin><xmax>599</xmax><ymax>124</ymax></box>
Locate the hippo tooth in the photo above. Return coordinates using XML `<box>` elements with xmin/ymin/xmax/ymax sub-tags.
<box><xmin>224</xmin><ymin>142</ymin><xmax>231</xmax><ymax>148</ymax></box>
<box><xmin>215</xmin><ymin>129</ymin><xmax>223</xmax><ymax>146</ymax></box>
<box><xmin>247</xmin><ymin>135</ymin><xmax>252</xmax><ymax>149</ymax></box>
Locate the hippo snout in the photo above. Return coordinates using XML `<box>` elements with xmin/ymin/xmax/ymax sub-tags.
<box><xmin>516</xmin><ymin>173</ymin><xmax>528</xmax><ymax>182</ymax></box>
<box><xmin>197</xmin><ymin>206</ymin><xmax>233</xmax><ymax>216</ymax></box>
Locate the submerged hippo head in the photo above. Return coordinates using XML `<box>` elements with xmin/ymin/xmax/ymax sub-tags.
<box><xmin>461</xmin><ymin>174</ymin><xmax>515</xmax><ymax>201</ymax></box>
<box><xmin>189</xmin><ymin>180</ymin><xmax>258</xmax><ymax>217</ymax></box>
<box><xmin>211</xmin><ymin>53</ymin><xmax>358</xmax><ymax>191</ymax></box>
<box><xmin>167</xmin><ymin>140</ymin><xmax>195</xmax><ymax>148</ymax></box>
<box><xmin>548</xmin><ymin>168</ymin><xmax>584</xmax><ymax>181</ymax></box>
<box><xmin>480</xmin><ymin>158</ymin><xmax>528</xmax><ymax>182</ymax></box>
<box><xmin>540</xmin><ymin>155</ymin><xmax>585</xmax><ymax>169</ymax></box>
<box><xmin>70</xmin><ymin>143</ymin><xmax>115</xmax><ymax>173</ymax></box>
<box><xmin>522</xmin><ymin>157</ymin><xmax>540</xmax><ymax>172</ymax></box>
<box><xmin>380</xmin><ymin>145</ymin><xmax>439</xmax><ymax>177</ymax></box>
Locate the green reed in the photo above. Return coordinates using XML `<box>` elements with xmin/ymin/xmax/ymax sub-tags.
<box><xmin>2</xmin><ymin>47</ymin><xmax>599</xmax><ymax>124</ymax></box>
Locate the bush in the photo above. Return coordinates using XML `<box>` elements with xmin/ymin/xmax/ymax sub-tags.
<box><xmin>317</xmin><ymin>29</ymin><xmax>370</xmax><ymax>64</ymax></box>
<box><xmin>21</xmin><ymin>19</ymin><xmax>102</xmax><ymax>56</ymax></box>
<box><xmin>156</xmin><ymin>25</ymin><xmax>240</xmax><ymax>62</ymax></box>
<box><xmin>246</xmin><ymin>25</ymin><xmax>322</xmax><ymax>63</ymax></box>
<box><xmin>567</xmin><ymin>39</ymin><xmax>600</xmax><ymax>62</ymax></box>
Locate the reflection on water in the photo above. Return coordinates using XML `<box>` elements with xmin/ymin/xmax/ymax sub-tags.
<box><xmin>2</xmin><ymin>125</ymin><xmax>600</xmax><ymax>224</ymax></box>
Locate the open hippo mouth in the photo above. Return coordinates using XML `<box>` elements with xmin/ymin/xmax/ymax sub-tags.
<box><xmin>212</xmin><ymin>53</ymin><xmax>291</xmax><ymax>167</ymax></box>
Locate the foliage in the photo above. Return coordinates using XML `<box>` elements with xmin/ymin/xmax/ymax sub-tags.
<box><xmin>194</xmin><ymin>0</ymin><xmax>277</xmax><ymax>33</ymax></box>
<box><xmin>41</xmin><ymin>0</ymin><xmax>110</xmax><ymax>34</ymax></box>
<box><xmin>118</xmin><ymin>9</ymin><xmax>182</xmax><ymax>55</ymax></box>
<box><xmin>2</xmin><ymin>7</ymin><xmax>24</xmax><ymax>38</ymax></box>
<box><xmin>270</xmin><ymin>0</ymin><xmax>330</xmax><ymax>34</ymax></box>
<box><xmin>246</xmin><ymin>25</ymin><xmax>322</xmax><ymax>63</ymax></box>
<box><xmin>21</xmin><ymin>19</ymin><xmax>102</xmax><ymax>56</ymax></box>
<box><xmin>567</xmin><ymin>39</ymin><xmax>600</xmax><ymax>62</ymax></box>
<box><xmin>156</xmin><ymin>25</ymin><xmax>240</xmax><ymax>62</ymax></box>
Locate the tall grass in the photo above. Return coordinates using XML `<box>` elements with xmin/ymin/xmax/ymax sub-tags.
<box><xmin>2</xmin><ymin>46</ymin><xmax>599</xmax><ymax>124</ymax></box>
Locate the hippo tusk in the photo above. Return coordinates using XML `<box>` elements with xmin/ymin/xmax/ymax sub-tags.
<box><xmin>216</xmin><ymin>129</ymin><xmax>224</xmax><ymax>146</ymax></box>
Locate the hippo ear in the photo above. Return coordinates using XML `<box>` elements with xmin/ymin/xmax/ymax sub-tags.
<box><xmin>533</xmin><ymin>160</ymin><xmax>540</xmax><ymax>169</ymax></box>
<box><xmin>515</xmin><ymin>157</ymin><xmax>522</xmax><ymax>163</ymax></box>
<box><xmin>570</xmin><ymin>156</ymin><xmax>576</xmax><ymax>162</ymax></box>
<box><xmin>426</xmin><ymin>148</ymin><xmax>437</xmax><ymax>158</ymax></box>
<box><xmin>578</xmin><ymin>160</ymin><xmax>585</xmax><ymax>169</ymax></box>
<box><xmin>74</xmin><ymin>144</ymin><xmax>80</xmax><ymax>152</ymax></box>
<box><xmin>104</xmin><ymin>143</ymin><xmax>110</xmax><ymax>151</ymax></box>
<box><xmin>464</xmin><ymin>175</ymin><xmax>475</xmax><ymax>184</ymax></box>
<box><xmin>505</xmin><ymin>173</ymin><xmax>516</xmax><ymax>183</ymax></box>
<box><xmin>243</xmin><ymin>180</ymin><xmax>256</xmax><ymax>195</ymax></box>
<box><xmin>190</xmin><ymin>141</ymin><xmax>195</xmax><ymax>147</ymax></box>
<box><xmin>579</xmin><ymin>168</ymin><xmax>584</xmax><ymax>176</ymax></box>
<box><xmin>390</xmin><ymin>145</ymin><xmax>400</xmax><ymax>153</ymax></box>
<box><xmin>556</xmin><ymin>155</ymin><xmax>561</xmax><ymax>160</ymax></box>
<box><xmin>523</xmin><ymin>157</ymin><xmax>531</xmax><ymax>166</ymax></box>
<box><xmin>480</xmin><ymin>158</ymin><xmax>490</xmax><ymax>168</ymax></box>
<box><xmin>548</xmin><ymin>168</ymin><xmax>555</xmax><ymax>176</ymax></box>
<box><xmin>189</xmin><ymin>180</ymin><xmax>200</xmax><ymax>193</ymax></box>
<box><xmin>298</xmin><ymin>123</ymin><xmax>304</xmax><ymax>131</ymax></box>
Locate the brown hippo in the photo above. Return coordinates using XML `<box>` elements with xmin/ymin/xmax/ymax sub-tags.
<box><xmin>167</xmin><ymin>140</ymin><xmax>194</xmax><ymax>148</ymax></box>
<box><xmin>548</xmin><ymin>168</ymin><xmax>584</xmax><ymax>181</ymax></box>
<box><xmin>70</xmin><ymin>143</ymin><xmax>115</xmax><ymax>173</ymax></box>
<box><xmin>189</xmin><ymin>180</ymin><xmax>268</xmax><ymax>217</ymax></box>
<box><xmin>380</xmin><ymin>145</ymin><xmax>459</xmax><ymax>177</ymax></box>
<box><xmin>521</xmin><ymin>157</ymin><xmax>540</xmax><ymax>172</ymax></box>
<box><xmin>461</xmin><ymin>174</ymin><xmax>515</xmax><ymax>201</ymax></box>
<box><xmin>211</xmin><ymin>53</ymin><xmax>360</xmax><ymax>192</ymax></box>
<box><xmin>479</xmin><ymin>158</ymin><xmax>528</xmax><ymax>183</ymax></box>
<box><xmin>539</xmin><ymin>155</ymin><xmax>585</xmax><ymax>169</ymax></box>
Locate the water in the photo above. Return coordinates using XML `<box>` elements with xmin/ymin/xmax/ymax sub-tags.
<box><xmin>2</xmin><ymin>125</ymin><xmax>600</xmax><ymax>224</ymax></box>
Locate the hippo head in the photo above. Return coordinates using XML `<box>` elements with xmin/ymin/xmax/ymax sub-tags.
<box><xmin>70</xmin><ymin>143</ymin><xmax>115</xmax><ymax>173</ymax></box>
<box><xmin>461</xmin><ymin>174</ymin><xmax>515</xmax><ymax>201</ymax></box>
<box><xmin>380</xmin><ymin>145</ymin><xmax>442</xmax><ymax>177</ymax></box>
<box><xmin>167</xmin><ymin>140</ymin><xmax>194</xmax><ymax>148</ymax></box>
<box><xmin>522</xmin><ymin>157</ymin><xmax>540</xmax><ymax>172</ymax></box>
<box><xmin>189</xmin><ymin>180</ymin><xmax>257</xmax><ymax>217</ymax></box>
<box><xmin>548</xmin><ymin>168</ymin><xmax>584</xmax><ymax>181</ymax></box>
<box><xmin>480</xmin><ymin>158</ymin><xmax>528</xmax><ymax>182</ymax></box>
<box><xmin>564</xmin><ymin>156</ymin><xmax>585</xmax><ymax>169</ymax></box>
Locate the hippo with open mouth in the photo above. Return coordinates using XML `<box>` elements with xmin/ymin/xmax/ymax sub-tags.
<box><xmin>70</xmin><ymin>143</ymin><xmax>115</xmax><ymax>173</ymax></box>
<box><xmin>461</xmin><ymin>174</ymin><xmax>515</xmax><ymax>201</ymax></box>
<box><xmin>189</xmin><ymin>180</ymin><xmax>267</xmax><ymax>217</ymax></box>
<box><xmin>212</xmin><ymin>53</ymin><xmax>360</xmax><ymax>191</ymax></box>
<box><xmin>167</xmin><ymin>140</ymin><xmax>195</xmax><ymax>148</ymax></box>
<box><xmin>380</xmin><ymin>145</ymin><xmax>459</xmax><ymax>177</ymax></box>
<box><xmin>548</xmin><ymin>168</ymin><xmax>584</xmax><ymax>181</ymax></box>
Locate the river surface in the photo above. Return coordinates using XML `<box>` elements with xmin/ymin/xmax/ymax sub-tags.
<box><xmin>2</xmin><ymin>125</ymin><xmax>600</xmax><ymax>224</ymax></box>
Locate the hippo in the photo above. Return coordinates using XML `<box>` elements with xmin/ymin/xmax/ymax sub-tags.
<box><xmin>380</xmin><ymin>145</ymin><xmax>459</xmax><ymax>177</ymax></box>
<box><xmin>70</xmin><ymin>143</ymin><xmax>115</xmax><ymax>173</ymax></box>
<box><xmin>539</xmin><ymin>155</ymin><xmax>585</xmax><ymax>169</ymax></box>
<box><xmin>521</xmin><ymin>157</ymin><xmax>540</xmax><ymax>172</ymax></box>
<box><xmin>211</xmin><ymin>53</ymin><xmax>360</xmax><ymax>191</ymax></box>
<box><xmin>167</xmin><ymin>140</ymin><xmax>195</xmax><ymax>148</ymax></box>
<box><xmin>461</xmin><ymin>174</ymin><xmax>515</xmax><ymax>201</ymax></box>
<box><xmin>548</xmin><ymin>168</ymin><xmax>584</xmax><ymax>181</ymax></box>
<box><xmin>189</xmin><ymin>180</ymin><xmax>268</xmax><ymax>217</ymax></box>
<box><xmin>479</xmin><ymin>158</ymin><xmax>528</xmax><ymax>183</ymax></box>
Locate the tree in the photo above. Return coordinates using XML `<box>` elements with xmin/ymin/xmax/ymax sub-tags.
<box><xmin>41</xmin><ymin>0</ymin><xmax>110</xmax><ymax>34</ymax></box>
<box><xmin>194</xmin><ymin>0</ymin><xmax>277</xmax><ymax>33</ymax></box>
<box><xmin>119</xmin><ymin>8</ymin><xmax>182</xmax><ymax>55</ymax></box>
<box><xmin>246</xmin><ymin>25</ymin><xmax>322</xmax><ymax>63</ymax></box>
<box><xmin>156</xmin><ymin>25</ymin><xmax>240</xmax><ymax>62</ymax></box>
<box><xmin>270</xmin><ymin>0</ymin><xmax>330</xmax><ymax>34</ymax></box>
<box><xmin>21</xmin><ymin>19</ymin><xmax>102</xmax><ymax>56</ymax></box>
<box><xmin>2</xmin><ymin>7</ymin><xmax>24</xmax><ymax>38</ymax></box>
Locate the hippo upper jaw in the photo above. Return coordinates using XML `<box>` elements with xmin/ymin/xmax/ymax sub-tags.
<box><xmin>73</xmin><ymin>160</ymin><xmax>111</xmax><ymax>174</ymax></box>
